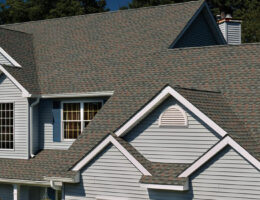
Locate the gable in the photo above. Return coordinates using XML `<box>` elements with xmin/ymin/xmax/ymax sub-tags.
<box><xmin>66</xmin><ymin>145</ymin><xmax>149</xmax><ymax>199</ymax></box>
<box><xmin>190</xmin><ymin>146</ymin><xmax>260</xmax><ymax>199</ymax></box>
<box><xmin>125</xmin><ymin>97</ymin><xmax>220</xmax><ymax>163</ymax></box>
<box><xmin>0</xmin><ymin>74</ymin><xmax>22</xmax><ymax>96</ymax></box>
<box><xmin>172</xmin><ymin>6</ymin><xmax>226</xmax><ymax>48</ymax></box>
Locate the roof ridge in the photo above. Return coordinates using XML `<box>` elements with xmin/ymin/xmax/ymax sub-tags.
<box><xmin>168</xmin><ymin>43</ymin><xmax>260</xmax><ymax>51</ymax></box>
<box><xmin>0</xmin><ymin>26</ymin><xmax>32</xmax><ymax>35</ymax></box>
<box><xmin>0</xmin><ymin>0</ymin><xmax>202</xmax><ymax>27</ymax></box>
<box><xmin>175</xmin><ymin>86</ymin><xmax>221</xmax><ymax>94</ymax></box>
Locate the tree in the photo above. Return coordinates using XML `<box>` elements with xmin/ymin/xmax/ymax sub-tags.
<box><xmin>0</xmin><ymin>0</ymin><xmax>108</xmax><ymax>24</ymax></box>
<box><xmin>126</xmin><ymin>0</ymin><xmax>260</xmax><ymax>43</ymax></box>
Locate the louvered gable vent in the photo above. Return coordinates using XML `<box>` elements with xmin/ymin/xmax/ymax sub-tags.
<box><xmin>159</xmin><ymin>106</ymin><xmax>187</xmax><ymax>127</ymax></box>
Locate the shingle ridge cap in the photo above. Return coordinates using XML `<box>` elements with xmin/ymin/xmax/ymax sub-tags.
<box><xmin>0</xmin><ymin>0</ymin><xmax>202</xmax><ymax>27</ymax></box>
<box><xmin>174</xmin><ymin>86</ymin><xmax>221</xmax><ymax>94</ymax></box>
<box><xmin>0</xmin><ymin>26</ymin><xmax>32</xmax><ymax>35</ymax></box>
<box><xmin>167</xmin><ymin>43</ymin><xmax>260</xmax><ymax>51</ymax></box>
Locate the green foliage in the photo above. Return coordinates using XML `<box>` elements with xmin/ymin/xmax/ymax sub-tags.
<box><xmin>126</xmin><ymin>0</ymin><xmax>260</xmax><ymax>43</ymax></box>
<box><xmin>0</xmin><ymin>0</ymin><xmax>108</xmax><ymax>24</ymax></box>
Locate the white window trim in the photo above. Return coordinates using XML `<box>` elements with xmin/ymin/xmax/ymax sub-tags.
<box><xmin>0</xmin><ymin>101</ymin><xmax>15</xmax><ymax>151</ymax></box>
<box><xmin>158</xmin><ymin>105</ymin><xmax>188</xmax><ymax>127</ymax></box>
<box><xmin>72</xmin><ymin>135</ymin><xmax>151</xmax><ymax>175</ymax></box>
<box><xmin>115</xmin><ymin>86</ymin><xmax>227</xmax><ymax>137</ymax></box>
<box><xmin>178</xmin><ymin>135</ymin><xmax>260</xmax><ymax>178</ymax></box>
<box><xmin>61</xmin><ymin>100</ymin><xmax>103</xmax><ymax>141</ymax></box>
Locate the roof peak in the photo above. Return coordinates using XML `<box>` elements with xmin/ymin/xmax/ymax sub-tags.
<box><xmin>1</xmin><ymin>0</ymin><xmax>203</xmax><ymax>27</ymax></box>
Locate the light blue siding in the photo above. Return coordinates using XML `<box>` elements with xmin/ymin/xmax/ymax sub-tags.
<box><xmin>0</xmin><ymin>75</ymin><xmax>29</xmax><ymax>159</ymax></box>
<box><xmin>125</xmin><ymin>97</ymin><xmax>220</xmax><ymax>163</ymax></box>
<box><xmin>39</xmin><ymin>100</ymin><xmax>73</xmax><ymax>150</ymax></box>
<box><xmin>65</xmin><ymin>145</ymin><xmax>149</xmax><ymax>200</ymax></box>
<box><xmin>0</xmin><ymin>184</ymin><xmax>13</xmax><ymax>200</ymax></box>
<box><xmin>32</xmin><ymin>104</ymin><xmax>39</xmax><ymax>154</ymax></box>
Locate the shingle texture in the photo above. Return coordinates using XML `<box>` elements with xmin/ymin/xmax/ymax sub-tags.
<box><xmin>0</xmin><ymin>0</ymin><xmax>258</xmax><ymax>185</ymax></box>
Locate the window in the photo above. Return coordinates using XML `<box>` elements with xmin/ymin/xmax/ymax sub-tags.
<box><xmin>62</xmin><ymin>101</ymin><xmax>102</xmax><ymax>140</ymax></box>
<box><xmin>0</xmin><ymin>103</ymin><xmax>14</xmax><ymax>149</ymax></box>
<box><xmin>159</xmin><ymin>105</ymin><xmax>188</xmax><ymax>127</ymax></box>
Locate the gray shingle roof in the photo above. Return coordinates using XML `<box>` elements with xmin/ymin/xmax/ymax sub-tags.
<box><xmin>0</xmin><ymin>0</ymin><xmax>258</xmax><ymax>185</ymax></box>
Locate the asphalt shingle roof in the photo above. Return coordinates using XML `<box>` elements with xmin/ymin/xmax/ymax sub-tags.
<box><xmin>0</xmin><ymin>0</ymin><xmax>258</xmax><ymax>184</ymax></box>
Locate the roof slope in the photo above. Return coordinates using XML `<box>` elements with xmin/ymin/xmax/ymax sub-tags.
<box><xmin>0</xmin><ymin>1</ymin><xmax>258</xmax><ymax>183</ymax></box>
<box><xmin>0</xmin><ymin>28</ymin><xmax>39</xmax><ymax>93</ymax></box>
<box><xmin>0</xmin><ymin>0</ymin><xmax>203</xmax><ymax>94</ymax></box>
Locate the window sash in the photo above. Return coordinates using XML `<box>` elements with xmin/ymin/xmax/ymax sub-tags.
<box><xmin>0</xmin><ymin>103</ymin><xmax>14</xmax><ymax>149</ymax></box>
<box><xmin>61</xmin><ymin>101</ymin><xmax>102</xmax><ymax>140</ymax></box>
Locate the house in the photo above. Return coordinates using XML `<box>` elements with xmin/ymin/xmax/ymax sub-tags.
<box><xmin>0</xmin><ymin>0</ymin><xmax>259</xmax><ymax>199</ymax></box>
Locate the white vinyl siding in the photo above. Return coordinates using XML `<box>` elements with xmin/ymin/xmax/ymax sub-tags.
<box><xmin>0</xmin><ymin>75</ymin><xmax>29</xmax><ymax>159</ymax></box>
<box><xmin>65</xmin><ymin>145</ymin><xmax>149</xmax><ymax>200</ymax></box>
<box><xmin>125</xmin><ymin>97</ymin><xmax>220</xmax><ymax>163</ymax></box>
<box><xmin>190</xmin><ymin>147</ymin><xmax>260</xmax><ymax>200</ymax></box>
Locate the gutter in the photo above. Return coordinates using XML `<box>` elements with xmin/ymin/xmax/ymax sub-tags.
<box><xmin>29</xmin><ymin>98</ymin><xmax>40</xmax><ymax>158</ymax></box>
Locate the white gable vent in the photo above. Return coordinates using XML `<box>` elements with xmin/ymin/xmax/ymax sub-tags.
<box><xmin>159</xmin><ymin>105</ymin><xmax>188</xmax><ymax>127</ymax></box>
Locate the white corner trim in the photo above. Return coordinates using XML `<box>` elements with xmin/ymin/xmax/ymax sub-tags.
<box><xmin>0</xmin><ymin>47</ymin><xmax>21</xmax><ymax>67</ymax></box>
<box><xmin>115</xmin><ymin>86</ymin><xmax>227</xmax><ymax>137</ymax></box>
<box><xmin>140</xmin><ymin>180</ymin><xmax>189</xmax><ymax>191</ymax></box>
<box><xmin>0</xmin><ymin>65</ymin><xmax>31</xmax><ymax>97</ymax></box>
<box><xmin>72</xmin><ymin>135</ymin><xmax>151</xmax><ymax>176</ymax></box>
<box><xmin>179</xmin><ymin>136</ymin><xmax>260</xmax><ymax>178</ymax></box>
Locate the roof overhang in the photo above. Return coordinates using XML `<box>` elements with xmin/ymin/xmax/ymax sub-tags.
<box><xmin>32</xmin><ymin>91</ymin><xmax>114</xmax><ymax>98</ymax></box>
<box><xmin>0</xmin><ymin>178</ymin><xmax>50</xmax><ymax>186</ymax></box>
<box><xmin>72</xmin><ymin>135</ymin><xmax>151</xmax><ymax>176</ymax></box>
<box><xmin>179</xmin><ymin>135</ymin><xmax>260</xmax><ymax>178</ymax></box>
<box><xmin>140</xmin><ymin>180</ymin><xmax>189</xmax><ymax>191</ymax></box>
<box><xmin>115</xmin><ymin>85</ymin><xmax>227</xmax><ymax>138</ymax></box>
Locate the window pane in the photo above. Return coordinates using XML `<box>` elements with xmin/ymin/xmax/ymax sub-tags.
<box><xmin>0</xmin><ymin>103</ymin><xmax>14</xmax><ymax>149</ymax></box>
<box><xmin>63</xmin><ymin>103</ymin><xmax>80</xmax><ymax>120</ymax></box>
<box><xmin>84</xmin><ymin>102</ymin><xmax>102</xmax><ymax>121</ymax></box>
<box><xmin>64</xmin><ymin>122</ymin><xmax>81</xmax><ymax>139</ymax></box>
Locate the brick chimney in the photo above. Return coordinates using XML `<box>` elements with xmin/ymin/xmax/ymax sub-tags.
<box><xmin>217</xmin><ymin>13</ymin><xmax>242</xmax><ymax>45</ymax></box>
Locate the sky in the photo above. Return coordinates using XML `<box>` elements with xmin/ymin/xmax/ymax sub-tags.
<box><xmin>106</xmin><ymin>0</ymin><xmax>132</xmax><ymax>10</ymax></box>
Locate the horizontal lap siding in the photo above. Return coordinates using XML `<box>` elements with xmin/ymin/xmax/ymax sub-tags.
<box><xmin>65</xmin><ymin>145</ymin><xmax>150</xmax><ymax>200</ymax></box>
<box><xmin>0</xmin><ymin>184</ymin><xmax>13</xmax><ymax>200</ymax></box>
<box><xmin>39</xmin><ymin>100</ymin><xmax>73</xmax><ymax>150</ymax></box>
<box><xmin>191</xmin><ymin>147</ymin><xmax>260</xmax><ymax>200</ymax></box>
<box><xmin>125</xmin><ymin>97</ymin><xmax>220</xmax><ymax>163</ymax></box>
<box><xmin>0</xmin><ymin>75</ymin><xmax>29</xmax><ymax>159</ymax></box>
